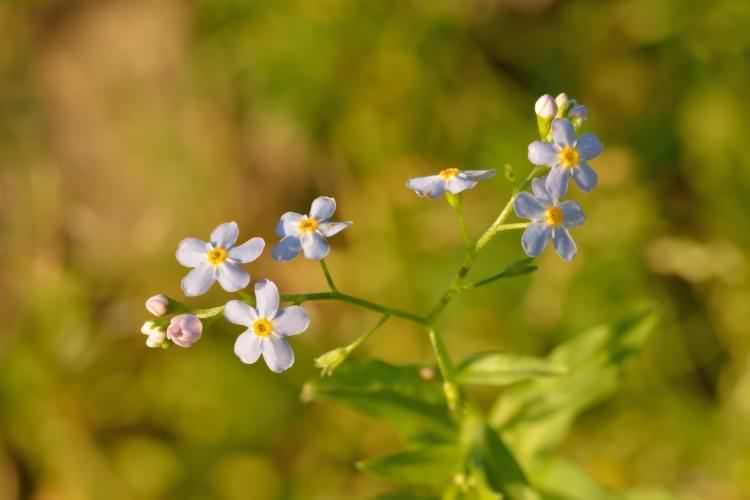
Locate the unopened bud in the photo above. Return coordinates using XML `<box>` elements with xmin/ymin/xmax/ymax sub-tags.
<box><xmin>141</xmin><ymin>321</ymin><xmax>167</xmax><ymax>348</ymax></box>
<box><xmin>166</xmin><ymin>314</ymin><xmax>203</xmax><ymax>348</ymax></box>
<box><xmin>145</xmin><ymin>294</ymin><xmax>172</xmax><ymax>317</ymax></box>
<box><xmin>569</xmin><ymin>104</ymin><xmax>588</xmax><ymax>128</ymax></box>
<box><xmin>314</xmin><ymin>346</ymin><xmax>351</xmax><ymax>376</ymax></box>
<box><xmin>534</xmin><ymin>94</ymin><xmax>557</xmax><ymax>119</ymax></box>
<box><xmin>555</xmin><ymin>92</ymin><xmax>571</xmax><ymax>116</ymax></box>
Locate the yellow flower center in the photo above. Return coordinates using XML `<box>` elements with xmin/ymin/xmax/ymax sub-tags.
<box><xmin>252</xmin><ymin>318</ymin><xmax>273</xmax><ymax>337</ymax></box>
<box><xmin>298</xmin><ymin>217</ymin><xmax>319</xmax><ymax>234</ymax></box>
<box><xmin>207</xmin><ymin>247</ymin><xmax>227</xmax><ymax>265</ymax></box>
<box><xmin>558</xmin><ymin>146</ymin><xmax>580</xmax><ymax>168</ymax></box>
<box><xmin>438</xmin><ymin>168</ymin><xmax>460</xmax><ymax>179</ymax></box>
<box><xmin>544</xmin><ymin>206</ymin><xmax>564</xmax><ymax>227</ymax></box>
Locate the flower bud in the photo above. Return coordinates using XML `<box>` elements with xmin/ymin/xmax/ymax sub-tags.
<box><xmin>141</xmin><ymin>321</ymin><xmax>167</xmax><ymax>348</ymax></box>
<box><xmin>314</xmin><ymin>346</ymin><xmax>351</xmax><ymax>376</ymax></box>
<box><xmin>534</xmin><ymin>94</ymin><xmax>557</xmax><ymax>119</ymax></box>
<box><xmin>166</xmin><ymin>314</ymin><xmax>203</xmax><ymax>348</ymax></box>
<box><xmin>555</xmin><ymin>92</ymin><xmax>571</xmax><ymax>116</ymax></box>
<box><xmin>145</xmin><ymin>294</ymin><xmax>172</xmax><ymax>317</ymax></box>
<box><xmin>568</xmin><ymin>104</ymin><xmax>588</xmax><ymax>128</ymax></box>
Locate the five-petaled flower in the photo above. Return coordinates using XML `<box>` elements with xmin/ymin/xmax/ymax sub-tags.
<box><xmin>224</xmin><ymin>280</ymin><xmax>310</xmax><ymax>372</ymax></box>
<box><xmin>273</xmin><ymin>196</ymin><xmax>351</xmax><ymax>261</ymax></box>
<box><xmin>177</xmin><ymin>222</ymin><xmax>265</xmax><ymax>296</ymax></box>
<box><xmin>513</xmin><ymin>178</ymin><xmax>585</xmax><ymax>261</ymax></box>
<box><xmin>528</xmin><ymin>118</ymin><xmax>603</xmax><ymax>202</ymax></box>
<box><xmin>406</xmin><ymin>168</ymin><xmax>496</xmax><ymax>198</ymax></box>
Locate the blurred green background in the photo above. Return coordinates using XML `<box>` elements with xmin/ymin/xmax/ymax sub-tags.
<box><xmin>2</xmin><ymin>0</ymin><xmax>750</xmax><ymax>498</ymax></box>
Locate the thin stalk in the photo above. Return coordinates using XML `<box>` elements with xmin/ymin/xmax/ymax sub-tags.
<box><xmin>319</xmin><ymin>259</ymin><xmax>337</xmax><ymax>291</ymax></box>
<box><xmin>281</xmin><ymin>291</ymin><xmax>428</xmax><ymax>325</ymax></box>
<box><xmin>428</xmin><ymin>327</ymin><xmax>461</xmax><ymax>413</ymax></box>
<box><xmin>348</xmin><ymin>314</ymin><xmax>391</xmax><ymax>352</ymax></box>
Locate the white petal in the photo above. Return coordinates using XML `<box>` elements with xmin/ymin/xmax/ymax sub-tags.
<box><xmin>229</xmin><ymin>237</ymin><xmax>265</xmax><ymax>263</ymax></box>
<box><xmin>445</xmin><ymin>176</ymin><xmax>478</xmax><ymax>194</ymax></box>
<box><xmin>272</xmin><ymin>306</ymin><xmax>310</xmax><ymax>336</ymax></box>
<box><xmin>262</xmin><ymin>335</ymin><xmax>295</xmax><ymax>373</ymax></box>
<box><xmin>528</xmin><ymin>141</ymin><xmax>558</xmax><ymax>166</ymax></box>
<box><xmin>210</xmin><ymin>221</ymin><xmax>239</xmax><ymax>248</ymax></box>
<box><xmin>224</xmin><ymin>300</ymin><xmax>257</xmax><ymax>327</ymax></box>
<box><xmin>255</xmin><ymin>279</ymin><xmax>280</xmax><ymax>319</ymax></box>
<box><xmin>217</xmin><ymin>262</ymin><xmax>250</xmax><ymax>292</ymax></box>
<box><xmin>181</xmin><ymin>263</ymin><xmax>216</xmax><ymax>296</ymax></box>
<box><xmin>176</xmin><ymin>238</ymin><xmax>208</xmax><ymax>267</ymax></box>
<box><xmin>301</xmin><ymin>231</ymin><xmax>330</xmax><ymax>260</ymax></box>
<box><xmin>406</xmin><ymin>175</ymin><xmax>445</xmax><ymax>198</ymax></box>
<box><xmin>280</xmin><ymin>212</ymin><xmax>304</xmax><ymax>237</ymax></box>
<box><xmin>234</xmin><ymin>331</ymin><xmax>263</xmax><ymax>364</ymax></box>
<box><xmin>319</xmin><ymin>221</ymin><xmax>351</xmax><ymax>238</ymax></box>
<box><xmin>309</xmin><ymin>196</ymin><xmax>337</xmax><ymax>221</ymax></box>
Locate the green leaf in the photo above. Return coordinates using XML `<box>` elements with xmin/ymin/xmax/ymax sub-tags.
<box><xmin>441</xmin><ymin>465</ymin><xmax>502</xmax><ymax>500</ymax></box>
<box><xmin>358</xmin><ymin>445</ymin><xmax>461</xmax><ymax>486</ymax></box>
<box><xmin>302</xmin><ymin>359</ymin><xmax>455</xmax><ymax>440</ymax></box>
<box><xmin>489</xmin><ymin>310</ymin><xmax>658</xmax><ymax>460</ymax></box>
<box><xmin>373</xmin><ymin>494</ymin><xmax>439</xmax><ymax>500</ymax></box>
<box><xmin>533</xmin><ymin>459</ymin><xmax>615</xmax><ymax>500</ymax></box>
<box><xmin>455</xmin><ymin>352</ymin><xmax>567</xmax><ymax>387</ymax></box>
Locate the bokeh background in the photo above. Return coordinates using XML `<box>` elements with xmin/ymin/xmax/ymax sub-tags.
<box><xmin>2</xmin><ymin>0</ymin><xmax>750</xmax><ymax>498</ymax></box>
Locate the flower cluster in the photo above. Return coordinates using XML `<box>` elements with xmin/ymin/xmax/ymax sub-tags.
<box><xmin>140</xmin><ymin>196</ymin><xmax>352</xmax><ymax>371</ymax></box>
<box><xmin>513</xmin><ymin>93</ymin><xmax>603</xmax><ymax>261</ymax></box>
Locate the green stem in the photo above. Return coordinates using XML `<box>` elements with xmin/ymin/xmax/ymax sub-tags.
<box><xmin>319</xmin><ymin>259</ymin><xmax>338</xmax><ymax>291</ymax></box>
<box><xmin>348</xmin><ymin>314</ymin><xmax>391</xmax><ymax>352</ymax></box>
<box><xmin>281</xmin><ymin>291</ymin><xmax>428</xmax><ymax>325</ymax></box>
<box><xmin>428</xmin><ymin>327</ymin><xmax>461</xmax><ymax>413</ymax></box>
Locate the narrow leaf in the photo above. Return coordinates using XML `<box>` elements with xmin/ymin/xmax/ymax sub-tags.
<box><xmin>358</xmin><ymin>445</ymin><xmax>461</xmax><ymax>486</ymax></box>
<box><xmin>456</xmin><ymin>352</ymin><xmax>567</xmax><ymax>387</ymax></box>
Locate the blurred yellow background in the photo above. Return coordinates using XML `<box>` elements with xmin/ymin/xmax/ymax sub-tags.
<box><xmin>2</xmin><ymin>0</ymin><xmax>750</xmax><ymax>499</ymax></box>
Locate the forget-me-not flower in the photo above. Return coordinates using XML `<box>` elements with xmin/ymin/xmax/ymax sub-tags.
<box><xmin>177</xmin><ymin>222</ymin><xmax>265</xmax><ymax>296</ymax></box>
<box><xmin>272</xmin><ymin>196</ymin><xmax>351</xmax><ymax>261</ymax></box>
<box><xmin>528</xmin><ymin>118</ymin><xmax>603</xmax><ymax>201</ymax></box>
<box><xmin>224</xmin><ymin>279</ymin><xmax>310</xmax><ymax>373</ymax></box>
<box><xmin>406</xmin><ymin>168</ymin><xmax>496</xmax><ymax>198</ymax></box>
<box><xmin>513</xmin><ymin>178</ymin><xmax>585</xmax><ymax>261</ymax></box>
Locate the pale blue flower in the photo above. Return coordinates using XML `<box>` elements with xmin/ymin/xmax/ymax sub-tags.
<box><xmin>224</xmin><ymin>280</ymin><xmax>310</xmax><ymax>373</ymax></box>
<box><xmin>406</xmin><ymin>168</ymin><xmax>495</xmax><ymax>198</ymax></box>
<box><xmin>513</xmin><ymin>178</ymin><xmax>585</xmax><ymax>261</ymax></box>
<box><xmin>177</xmin><ymin>222</ymin><xmax>265</xmax><ymax>296</ymax></box>
<box><xmin>527</xmin><ymin>118</ymin><xmax>603</xmax><ymax>201</ymax></box>
<box><xmin>272</xmin><ymin>196</ymin><xmax>351</xmax><ymax>261</ymax></box>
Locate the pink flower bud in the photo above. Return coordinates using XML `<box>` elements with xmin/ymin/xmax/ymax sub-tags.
<box><xmin>534</xmin><ymin>94</ymin><xmax>557</xmax><ymax>119</ymax></box>
<box><xmin>166</xmin><ymin>314</ymin><xmax>203</xmax><ymax>348</ymax></box>
<box><xmin>145</xmin><ymin>294</ymin><xmax>171</xmax><ymax>317</ymax></box>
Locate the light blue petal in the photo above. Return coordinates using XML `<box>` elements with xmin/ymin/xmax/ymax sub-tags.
<box><xmin>301</xmin><ymin>231</ymin><xmax>330</xmax><ymax>260</ymax></box>
<box><xmin>255</xmin><ymin>279</ymin><xmax>280</xmax><ymax>319</ymax></box>
<box><xmin>569</xmin><ymin>104</ymin><xmax>587</xmax><ymax>121</ymax></box>
<box><xmin>262</xmin><ymin>335</ymin><xmax>295</xmax><ymax>373</ymax></box>
<box><xmin>406</xmin><ymin>175</ymin><xmax>445</xmax><ymax>198</ymax></box>
<box><xmin>181</xmin><ymin>263</ymin><xmax>216</xmax><ymax>296</ymax></box>
<box><xmin>210</xmin><ymin>221</ymin><xmax>239</xmax><ymax>248</ymax></box>
<box><xmin>531</xmin><ymin>177</ymin><xmax>553</xmax><ymax>205</ymax></box>
<box><xmin>513</xmin><ymin>192</ymin><xmax>546</xmax><ymax>221</ymax></box>
<box><xmin>217</xmin><ymin>262</ymin><xmax>250</xmax><ymax>292</ymax></box>
<box><xmin>551</xmin><ymin>118</ymin><xmax>576</xmax><ymax>146</ymax></box>
<box><xmin>275</xmin><ymin>219</ymin><xmax>285</xmax><ymax>237</ymax></box>
<box><xmin>459</xmin><ymin>169</ymin><xmax>496</xmax><ymax>181</ymax></box>
<box><xmin>224</xmin><ymin>299</ymin><xmax>257</xmax><ymax>327</ymax></box>
<box><xmin>528</xmin><ymin>141</ymin><xmax>558</xmax><ymax>166</ymax></box>
<box><xmin>521</xmin><ymin>222</ymin><xmax>552</xmax><ymax>257</ymax></box>
<box><xmin>445</xmin><ymin>176</ymin><xmax>478</xmax><ymax>194</ymax></box>
<box><xmin>228</xmin><ymin>237</ymin><xmax>265</xmax><ymax>263</ymax></box>
<box><xmin>234</xmin><ymin>331</ymin><xmax>263</xmax><ymax>364</ymax></box>
<box><xmin>309</xmin><ymin>196</ymin><xmax>337</xmax><ymax>221</ymax></box>
<box><xmin>544</xmin><ymin>166</ymin><xmax>570</xmax><ymax>202</ymax></box>
<box><xmin>280</xmin><ymin>212</ymin><xmax>304</xmax><ymax>237</ymax></box>
<box><xmin>176</xmin><ymin>238</ymin><xmax>208</xmax><ymax>267</ymax></box>
<box><xmin>319</xmin><ymin>221</ymin><xmax>351</xmax><ymax>237</ymax></box>
<box><xmin>576</xmin><ymin>133</ymin><xmax>603</xmax><ymax>160</ymax></box>
<box><xmin>272</xmin><ymin>306</ymin><xmax>310</xmax><ymax>336</ymax></box>
<box><xmin>573</xmin><ymin>162</ymin><xmax>598</xmax><ymax>192</ymax></box>
<box><xmin>560</xmin><ymin>201</ymin><xmax>585</xmax><ymax>227</ymax></box>
<box><xmin>553</xmin><ymin>227</ymin><xmax>577</xmax><ymax>261</ymax></box>
<box><xmin>272</xmin><ymin>235</ymin><xmax>302</xmax><ymax>261</ymax></box>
